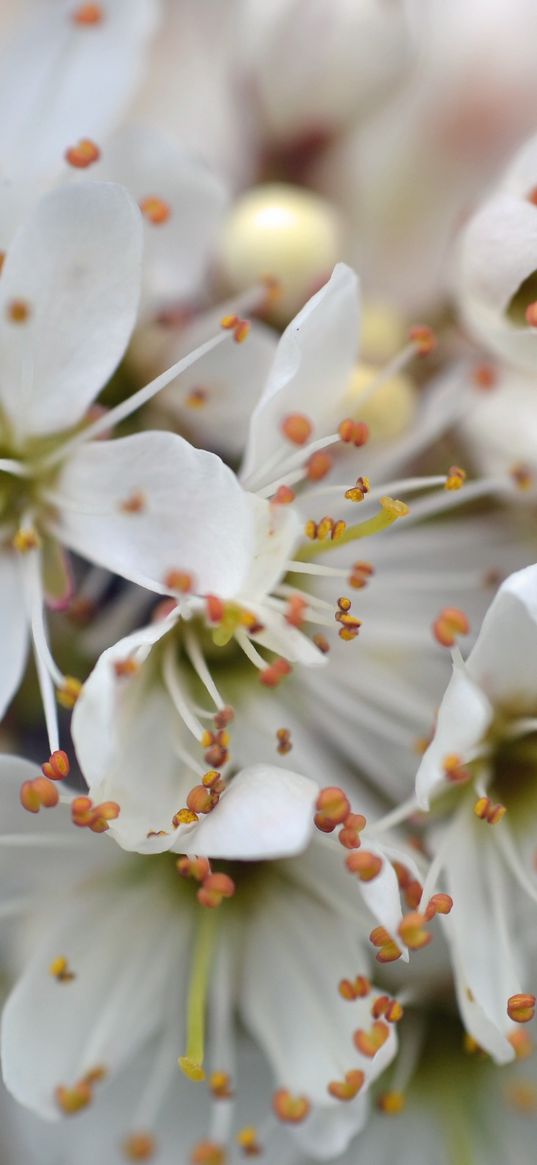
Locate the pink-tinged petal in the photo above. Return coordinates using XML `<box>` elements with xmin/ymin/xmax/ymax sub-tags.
<box><xmin>0</xmin><ymin>0</ymin><xmax>159</xmax><ymax>182</ymax></box>
<box><xmin>467</xmin><ymin>562</ymin><xmax>537</xmax><ymax>706</ymax></box>
<box><xmin>94</xmin><ymin>125</ymin><xmax>228</xmax><ymax>308</ymax></box>
<box><xmin>0</xmin><ymin>552</ymin><xmax>29</xmax><ymax>719</ymax></box>
<box><xmin>416</xmin><ymin>660</ymin><xmax>493</xmax><ymax>810</ymax></box>
<box><xmin>54</xmin><ymin>430</ymin><xmax>255</xmax><ymax>596</ymax></box>
<box><xmin>187</xmin><ymin>765</ymin><xmax>317</xmax><ymax>860</ymax></box>
<box><xmin>0</xmin><ymin>183</ymin><xmax>142</xmax><ymax>437</ymax></box>
<box><xmin>241</xmin><ymin>264</ymin><xmax>360</xmax><ymax>491</ymax></box>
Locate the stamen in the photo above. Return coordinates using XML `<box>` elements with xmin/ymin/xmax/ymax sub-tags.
<box><xmin>162</xmin><ymin>641</ymin><xmax>205</xmax><ymax>743</ymax></box>
<box><xmin>179</xmin><ymin>909</ymin><xmax>219</xmax><ymax>1082</ymax></box>
<box><xmin>41</xmin><ymin>751</ymin><xmax>70</xmax><ymax>781</ymax></box>
<box><xmin>272</xmin><ymin>1089</ymin><xmax>310</xmax><ymax>1124</ymax></box>
<box><xmin>314</xmin><ymin>787</ymin><xmax>351</xmax><ymax>833</ymax></box>
<box><xmin>369</xmin><ymin>926</ymin><xmax>402</xmax><ymax>964</ymax></box>
<box><xmin>507</xmin><ymin>994</ymin><xmax>536</xmax><ymax>1024</ymax></box>
<box><xmin>338</xmin><ymin>975</ymin><xmax>370</xmax><ymax>1000</ymax></box>
<box><xmin>20</xmin><ymin>777</ymin><xmax>59</xmax><ymax>814</ymax></box>
<box><xmin>184</xmin><ymin>628</ymin><xmax>225</xmax><ymax>710</ymax></box>
<box><xmin>377</xmin><ymin>1091</ymin><xmax>405</xmax><ymax>1114</ymax></box>
<box><xmin>398</xmin><ymin>912</ymin><xmax>431</xmax><ymax>950</ymax></box>
<box><xmin>235</xmin><ymin>1126</ymin><xmax>262</xmax><ymax>1156</ymax></box>
<box><xmin>353</xmin><ymin>1021</ymin><xmax>390</xmax><ymax>1057</ymax></box>
<box><xmin>327</xmin><ymin>1069</ymin><xmax>365</xmax><ymax>1101</ymax></box>
<box><xmin>122</xmin><ymin>1132</ymin><xmax>156</xmax><ymax>1160</ymax></box>
<box><xmin>71</xmin><ymin>3</ymin><xmax>104</xmax><ymax>23</ymax></box>
<box><xmin>139</xmin><ymin>197</ymin><xmax>171</xmax><ymax>225</ymax></box>
<box><xmin>346</xmin><ymin>851</ymin><xmax>383</xmax><ymax>882</ymax></box>
<box><xmin>433</xmin><ymin>607</ymin><xmax>470</xmax><ymax>647</ymax></box>
<box><xmin>220</xmin><ymin>314</ymin><xmax>250</xmax><ymax>343</ymax></box>
<box><xmin>49</xmin><ymin>956</ymin><xmax>76</xmax><ymax>983</ymax></box>
<box><xmin>296</xmin><ymin>499</ymin><xmax>408</xmax><ymax>561</ymax></box>
<box><xmin>281</xmin><ymin>414</ymin><xmax>313</xmax><ymax>446</ymax></box>
<box><xmin>71</xmin><ymin>796</ymin><xmax>120</xmax><ymax>832</ymax></box>
<box><xmin>474</xmin><ymin>796</ymin><xmax>506</xmax><ymax>825</ymax></box>
<box><xmin>191</xmin><ymin>1142</ymin><xmax>225</xmax><ymax>1165</ymax></box>
<box><xmin>65</xmin><ymin>138</ymin><xmax>101</xmax><ymax>168</ymax></box>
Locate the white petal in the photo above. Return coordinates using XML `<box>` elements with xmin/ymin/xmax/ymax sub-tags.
<box><xmin>416</xmin><ymin>659</ymin><xmax>493</xmax><ymax>809</ymax></box>
<box><xmin>94</xmin><ymin>125</ymin><xmax>229</xmax><ymax>308</ymax></box>
<box><xmin>0</xmin><ymin>0</ymin><xmax>159</xmax><ymax>182</ymax></box>
<box><xmin>468</xmin><ymin>562</ymin><xmax>537</xmax><ymax>706</ymax></box>
<box><xmin>0</xmin><ymin>183</ymin><xmax>142</xmax><ymax>437</ymax></box>
<box><xmin>1</xmin><ymin>873</ymin><xmax>185</xmax><ymax>1121</ymax></box>
<box><xmin>187</xmin><ymin>765</ymin><xmax>317</xmax><ymax>860</ymax></box>
<box><xmin>55</xmin><ymin>430</ymin><xmax>255</xmax><ymax>595</ymax></box>
<box><xmin>0</xmin><ymin>552</ymin><xmax>29</xmax><ymax>719</ymax></box>
<box><xmin>240</xmin><ymin>264</ymin><xmax>360</xmax><ymax>490</ymax></box>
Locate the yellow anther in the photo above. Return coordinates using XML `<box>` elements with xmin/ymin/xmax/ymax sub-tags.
<box><xmin>235</xmin><ymin>1126</ymin><xmax>262</xmax><ymax>1155</ymax></box>
<box><xmin>56</xmin><ymin>676</ymin><xmax>82</xmax><ymax>709</ymax></box>
<box><xmin>210</xmin><ymin>1071</ymin><xmax>233</xmax><ymax>1100</ymax></box>
<box><xmin>474</xmin><ymin>796</ymin><xmax>507</xmax><ymax>825</ymax></box>
<box><xmin>445</xmin><ymin>465</ymin><xmax>466</xmax><ymax>491</ymax></box>
<box><xmin>49</xmin><ymin>956</ymin><xmax>75</xmax><ymax>982</ymax></box>
<box><xmin>377</xmin><ymin>1091</ymin><xmax>405</xmax><ymax>1114</ymax></box>
<box><xmin>12</xmin><ymin>527</ymin><xmax>41</xmax><ymax>553</ymax></box>
<box><xmin>172</xmin><ymin>808</ymin><xmax>199</xmax><ymax>827</ymax></box>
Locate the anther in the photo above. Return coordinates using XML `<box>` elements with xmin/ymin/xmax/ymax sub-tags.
<box><xmin>164</xmin><ymin>570</ymin><xmax>196</xmax><ymax>594</ymax></box>
<box><xmin>348</xmin><ymin>561</ymin><xmax>374</xmax><ymax>589</ymax></box>
<box><xmin>338</xmin><ymin>811</ymin><xmax>366</xmax><ymax>849</ymax></box>
<box><xmin>235</xmin><ymin>1127</ymin><xmax>262</xmax><ymax>1156</ymax></box>
<box><xmin>55</xmin><ymin>1081</ymin><xmax>92</xmax><ymax>1114</ymax></box>
<box><xmin>510</xmin><ymin>462</ymin><xmax>534</xmax><ymax>491</ymax></box>
<box><xmin>71</xmin><ymin>796</ymin><xmax>120</xmax><ymax>832</ymax></box>
<box><xmin>445</xmin><ymin>465</ymin><xmax>466</xmax><ymax>491</ymax></box>
<box><xmin>173</xmin><ymin>808</ymin><xmax>199</xmax><ymax>826</ymax></box>
<box><xmin>313</xmin><ymin>633</ymin><xmax>330</xmax><ymax>653</ymax></box>
<box><xmin>398</xmin><ymin>912</ymin><xmax>431</xmax><ymax>950</ymax></box>
<box><xmin>369</xmin><ymin>926</ymin><xmax>402</xmax><ymax>964</ymax></box>
<box><xmin>186</xmin><ymin>388</ymin><xmax>208</xmax><ymax>409</ymax></box>
<box><xmin>64</xmin><ymin>138</ymin><xmax>101</xmax><ymax>168</ymax></box>
<box><xmin>272</xmin><ymin>1089</ymin><xmax>311</xmax><ymax>1124</ymax></box>
<box><xmin>272</xmin><ymin>484</ymin><xmax>295</xmax><ymax>504</ymax></box>
<box><xmin>122</xmin><ymin>1132</ymin><xmax>156</xmax><ymax>1160</ymax></box>
<box><xmin>472</xmin><ymin>362</ymin><xmax>497</xmax><ymax>390</ymax></box>
<box><xmin>202</xmin><ymin>770</ymin><xmax>225</xmax><ymax>791</ymax></box>
<box><xmin>56</xmin><ymin>676</ymin><xmax>82</xmax><ymax>709</ymax></box>
<box><xmin>408</xmin><ymin>324</ymin><xmax>437</xmax><ymax>355</ymax></box>
<box><xmin>474</xmin><ymin>796</ymin><xmax>506</xmax><ymax>825</ymax></box>
<box><xmin>285</xmin><ymin>595</ymin><xmax>307</xmax><ymax>627</ymax></box>
<box><xmin>353</xmin><ymin>1021</ymin><xmax>390</xmax><ymax>1058</ymax></box>
<box><xmin>120</xmin><ymin>490</ymin><xmax>146</xmax><ymax>514</ymax></box>
<box><xmin>344</xmin><ymin>475</ymin><xmax>370</xmax><ymax>504</ymax></box>
<box><xmin>327</xmin><ymin>1069</ymin><xmax>365</xmax><ymax>1101</ymax></box>
<box><xmin>377</xmin><ymin>1091</ymin><xmax>405</xmax><ymax>1114</ymax></box>
<box><xmin>338</xmin><ymin>418</ymin><xmax>369</xmax><ymax>446</ymax></box>
<box><xmin>432</xmin><ymin>607</ymin><xmax>470</xmax><ymax>648</ymax></box>
<box><xmin>509</xmin><ymin>1030</ymin><xmax>534</xmax><ymax>1059</ymax></box>
<box><xmin>220</xmin><ymin>314</ymin><xmax>250</xmax><ymax>343</ymax></box>
<box><xmin>276</xmin><ymin>727</ymin><xmax>292</xmax><ymax>755</ymax></box>
<box><xmin>71</xmin><ymin>3</ymin><xmax>104</xmax><ymax>23</ymax></box>
<box><xmin>338</xmin><ymin>975</ymin><xmax>370</xmax><ymax>1000</ymax></box>
<box><xmin>186</xmin><ymin>786</ymin><xmax>220</xmax><ymax>815</ymax></box>
<box><xmin>191</xmin><ymin>1142</ymin><xmax>226</xmax><ymax>1165</ymax></box>
<box><xmin>114</xmin><ymin>657</ymin><xmax>140</xmax><ymax>679</ymax></box>
<box><xmin>6</xmin><ymin>298</ymin><xmax>31</xmax><ymax>324</ymax></box>
<box><xmin>371</xmin><ymin>995</ymin><xmax>403</xmax><ymax>1022</ymax></box>
<box><xmin>443</xmin><ymin>753</ymin><xmax>471</xmax><ymax>784</ymax></box>
<box><xmin>281</xmin><ymin>413</ymin><xmax>313</xmax><ymax>446</ymax></box>
<box><xmin>425</xmin><ymin>893</ymin><xmax>453</xmax><ymax>920</ymax></box>
<box><xmin>346</xmin><ymin>851</ymin><xmax>383</xmax><ymax>882</ymax></box>
<box><xmin>259</xmin><ymin>658</ymin><xmax>292</xmax><ymax>687</ymax></box>
<box><xmin>314</xmin><ymin>786</ymin><xmax>351</xmax><ymax>833</ymax></box>
<box><xmin>41</xmin><ymin>750</ymin><xmax>70</xmax><ymax>781</ymax></box>
<box><xmin>20</xmin><ymin>777</ymin><xmax>59</xmax><ymax>814</ymax></box>
<box><xmin>214</xmin><ymin>706</ymin><xmax>234</xmax><ymax>729</ymax></box>
<box><xmin>525</xmin><ymin>302</ymin><xmax>537</xmax><ymax>328</ymax></box>
<box><xmin>197</xmin><ymin>873</ymin><xmax>235</xmax><ymax>909</ymax></box>
<box><xmin>209</xmin><ymin>1071</ymin><xmax>233</xmax><ymax>1100</ymax></box>
<box><xmin>306</xmin><ymin>450</ymin><xmax>332</xmax><ymax>481</ymax></box>
<box><xmin>139</xmin><ymin>197</ymin><xmax>171</xmax><ymax>225</ymax></box>
<box><xmin>12</xmin><ymin>526</ymin><xmax>40</xmax><ymax>552</ymax></box>
<box><xmin>49</xmin><ymin>956</ymin><xmax>75</xmax><ymax>982</ymax></box>
<box><xmin>177</xmin><ymin>857</ymin><xmax>211</xmax><ymax>882</ymax></box>
<box><xmin>507</xmin><ymin>994</ymin><xmax>536</xmax><ymax>1023</ymax></box>
<box><xmin>206</xmin><ymin>594</ymin><xmax>225</xmax><ymax>623</ymax></box>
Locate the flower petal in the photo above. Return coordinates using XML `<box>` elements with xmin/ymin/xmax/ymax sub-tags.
<box><xmin>0</xmin><ymin>552</ymin><xmax>29</xmax><ymax>719</ymax></box>
<box><xmin>0</xmin><ymin>183</ymin><xmax>142</xmax><ymax>437</ymax></box>
<box><xmin>468</xmin><ymin>562</ymin><xmax>537</xmax><ymax>707</ymax></box>
<box><xmin>240</xmin><ymin>263</ymin><xmax>360</xmax><ymax>491</ymax></box>
<box><xmin>416</xmin><ymin>659</ymin><xmax>493</xmax><ymax>809</ymax></box>
<box><xmin>54</xmin><ymin>430</ymin><xmax>255</xmax><ymax>595</ymax></box>
<box><xmin>187</xmin><ymin>764</ymin><xmax>317</xmax><ymax>860</ymax></box>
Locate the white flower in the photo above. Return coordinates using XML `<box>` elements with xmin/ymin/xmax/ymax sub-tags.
<box><xmin>0</xmin><ymin>764</ymin><xmax>412</xmax><ymax>1161</ymax></box>
<box><xmin>415</xmin><ymin>564</ymin><xmax>537</xmax><ymax>1061</ymax></box>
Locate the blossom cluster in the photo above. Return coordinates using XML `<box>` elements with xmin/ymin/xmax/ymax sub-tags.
<box><xmin>0</xmin><ymin>3</ymin><xmax>537</xmax><ymax>1164</ymax></box>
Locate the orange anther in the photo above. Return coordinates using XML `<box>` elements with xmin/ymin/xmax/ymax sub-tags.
<box><xmin>369</xmin><ymin>927</ymin><xmax>402</xmax><ymax>965</ymax></box>
<box><xmin>206</xmin><ymin>594</ymin><xmax>225</xmax><ymax>623</ymax></box>
<box><xmin>377</xmin><ymin>1091</ymin><xmax>405</xmax><ymax>1114</ymax></box>
<box><xmin>220</xmin><ymin>314</ymin><xmax>250</xmax><ymax>343</ymax></box>
<box><xmin>472</xmin><ymin>362</ymin><xmax>497</xmax><ymax>390</ymax></box>
<box><xmin>474</xmin><ymin>796</ymin><xmax>506</xmax><ymax>825</ymax></box>
<box><xmin>259</xmin><ymin>658</ymin><xmax>292</xmax><ymax>687</ymax></box>
<box><xmin>172</xmin><ymin>808</ymin><xmax>199</xmax><ymax>827</ymax></box>
<box><xmin>176</xmin><ymin>856</ymin><xmax>211</xmax><ymax>882</ymax></box>
<box><xmin>327</xmin><ymin>1069</ymin><xmax>365</xmax><ymax>1101</ymax></box>
<box><xmin>281</xmin><ymin>413</ymin><xmax>313</xmax><ymax>446</ymax></box>
<box><xmin>433</xmin><ymin>607</ymin><xmax>470</xmax><ymax>647</ymax></box>
<box><xmin>337</xmin><ymin>596</ymin><xmax>352</xmax><ymax>612</ymax></box>
<box><xmin>186</xmin><ymin>786</ymin><xmax>219</xmax><ymax>815</ymax></box>
<box><xmin>71</xmin><ymin>3</ymin><xmax>103</xmax><ymax>23</ymax></box>
<box><xmin>120</xmin><ymin>490</ymin><xmax>145</xmax><ymax>514</ymax></box>
<box><xmin>338</xmin><ymin>418</ymin><xmax>369</xmax><ymax>446</ymax></box>
<box><xmin>210</xmin><ymin>1072</ymin><xmax>233</xmax><ymax>1100</ymax></box>
<box><xmin>65</xmin><ymin>138</ymin><xmax>101</xmax><ymax>168</ymax></box>
<box><xmin>353</xmin><ymin>1020</ymin><xmax>389</xmax><ymax>1058</ymax></box>
<box><xmin>41</xmin><ymin>750</ymin><xmax>70</xmax><ymax>781</ymax></box>
<box><xmin>398</xmin><ymin>912</ymin><xmax>431</xmax><ymax>950</ymax></box>
<box><xmin>338</xmin><ymin>811</ymin><xmax>366</xmax><ymax>849</ymax></box>
<box><xmin>71</xmin><ymin>796</ymin><xmax>120</xmax><ymax>832</ymax></box>
<box><xmin>425</xmin><ymin>893</ymin><xmax>453</xmax><ymax>920</ymax></box>
<box><xmin>409</xmin><ymin>324</ymin><xmax>437</xmax><ymax>355</ymax></box>
<box><xmin>525</xmin><ymin>302</ymin><xmax>537</xmax><ymax>328</ymax></box>
<box><xmin>346</xmin><ymin>851</ymin><xmax>383</xmax><ymax>882</ymax></box>
<box><xmin>113</xmin><ymin>657</ymin><xmax>140</xmax><ymax>679</ymax></box>
<box><xmin>20</xmin><ymin>777</ymin><xmax>59</xmax><ymax>813</ymax></box>
<box><xmin>139</xmin><ymin>197</ymin><xmax>171</xmax><ymax>225</ymax></box>
<box><xmin>509</xmin><ymin>1029</ymin><xmax>534</xmax><ymax>1059</ymax></box>
<box><xmin>306</xmin><ymin>450</ymin><xmax>332</xmax><ymax>481</ymax></box>
<box><xmin>272</xmin><ymin>1089</ymin><xmax>311</xmax><ymax>1124</ymax></box>
<box><xmin>164</xmin><ymin>570</ymin><xmax>196</xmax><ymax>594</ymax></box>
<box><xmin>272</xmin><ymin>484</ymin><xmax>295</xmax><ymax>504</ymax></box>
<box><xmin>49</xmin><ymin>956</ymin><xmax>75</xmax><ymax>982</ymax></box>
<box><xmin>122</xmin><ymin>1132</ymin><xmax>156</xmax><ymax>1160</ymax></box>
<box><xmin>276</xmin><ymin>727</ymin><xmax>292</xmax><ymax>755</ymax></box>
<box><xmin>527</xmin><ymin>186</ymin><xmax>537</xmax><ymax>206</ymax></box>
<box><xmin>285</xmin><ymin>595</ymin><xmax>307</xmax><ymax>627</ymax></box>
<box><xmin>371</xmin><ymin>995</ymin><xmax>403</xmax><ymax>1023</ymax></box>
<box><xmin>348</xmin><ymin>560</ymin><xmax>374</xmax><ymax>590</ymax></box>
<box><xmin>445</xmin><ymin>465</ymin><xmax>466</xmax><ymax>491</ymax></box>
<box><xmin>7</xmin><ymin>298</ymin><xmax>30</xmax><ymax>324</ymax></box>
<box><xmin>314</xmin><ymin>786</ymin><xmax>351</xmax><ymax>833</ymax></box>
<box><xmin>191</xmin><ymin>1142</ymin><xmax>226</xmax><ymax>1165</ymax></box>
<box><xmin>443</xmin><ymin>753</ymin><xmax>471</xmax><ymax>784</ymax></box>
<box><xmin>404</xmin><ymin>879</ymin><xmax>422</xmax><ymax>909</ymax></box>
<box><xmin>214</xmin><ymin>706</ymin><xmax>234</xmax><ymax>729</ymax></box>
<box><xmin>507</xmin><ymin>994</ymin><xmax>536</xmax><ymax>1024</ymax></box>
<box><xmin>235</xmin><ymin>1126</ymin><xmax>261</xmax><ymax>1155</ymax></box>
<box><xmin>55</xmin><ymin>1080</ymin><xmax>92</xmax><ymax>1114</ymax></box>
<box><xmin>338</xmin><ymin>975</ymin><xmax>370</xmax><ymax>1001</ymax></box>
<box><xmin>197</xmin><ymin>873</ymin><xmax>235</xmax><ymax>909</ymax></box>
